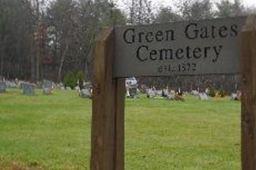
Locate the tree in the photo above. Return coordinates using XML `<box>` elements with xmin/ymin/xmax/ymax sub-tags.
<box><xmin>78</xmin><ymin>0</ymin><xmax>126</xmax><ymax>80</ymax></box>
<box><xmin>244</xmin><ymin>7</ymin><xmax>256</xmax><ymax>15</ymax></box>
<box><xmin>0</xmin><ymin>0</ymin><xmax>36</xmax><ymax>79</ymax></box>
<box><xmin>46</xmin><ymin>0</ymin><xmax>80</xmax><ymax>82</ymax></box>
<box><xmin>30</xmin><ymin>0</ymin><xmax>48</xmax><ymax>82</ymax></box>
<box><xmin>215</xmin><ymin>0</ymin><xmax>244</xmax><ymax>17</ymax></box>
<box><xmin>125</xmin><ymin>0</ymin><xmax>154</xmax><ymax>25</ymax></box>
<box><xmin>45</xmin><ymin>0</ymin><xmax>126</xmax><ymax>82</ymax></box>
<box><xmin>155</xmin><ymin>7</ymin><xmax>182</xmax><ymax>23</ymax></box>
<box><xmin>177</xmin><ymin>0</ymin><xmax>214</xmax><ymax>20</ymax></box>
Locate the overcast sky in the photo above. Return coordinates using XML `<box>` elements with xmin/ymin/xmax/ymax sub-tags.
<box><xmin>116</xmin><ymin>0</ymin><xmax>256</xmax><ymax>12</ymax></box>
<box><xmin>154</xmin><ymin>0</ymin><xmax>255</xmax><ymax>7</ymax></box>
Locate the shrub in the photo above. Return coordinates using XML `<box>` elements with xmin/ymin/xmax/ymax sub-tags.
<box><xmin>76</xmin><ymin>71</ymin><xmax>85</xmax><ymax>89</ymax></box>
<box><xmin>208</xmin><ymin>87</ymin><xmax>216</xmax><ymax>97</ymax></box>
<box><xmin>76</xmin><ymin>71</ymin><xmax>85</xmax><ymax>82</ymax></box>
<box><xmin>218</xmin><ymin>89</ymin><xmax>226</xmax><ymax>97</ymax></box>
<box><xmin>63</xmin><ymin>72</ymin><xmax>77</xmax><ymax>89</ymax></box>
<box><xmin>63</xmin><ymin>71</ymin><xmax>86</xmax><ymax>89</ymax></box>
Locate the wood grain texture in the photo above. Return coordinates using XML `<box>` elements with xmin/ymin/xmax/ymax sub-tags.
<box><xmin>114</xmin><ymin>79</ymin><xmax>125</xmax><ymax>170</ymax></box>
<box><xmin>91</xmin><ymin>28</ymin><xmax>125</xmax><ymax>170</ymax></box>
<box><xmin>241</xmin><ymin>15</ymin><xmax>256</xmax><ymax>170</ymax></box>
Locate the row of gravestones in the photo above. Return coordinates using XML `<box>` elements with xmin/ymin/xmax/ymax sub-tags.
<box><xmin>126</xmin><ymin>77</ymin><xmax>240</xmax><ymax>101</ymax></box>
<box><xmin>145</xmin><ymin>88</ymin><xmax>241</xmax><ymax>101</ymax></box>
<box><xmin>0</xmin><ymin>79</ymin><xmax>93</xmax><ymax>99</ymax></box>
<box><xmin>0</xmin><ymin>80</ymin><xmax>53</xmax><ymax>96</ymax></box>
<box><xmin>1</xmin><ymin>78</ymin><xmax>240</xmax><ymax>101</ymax></box>
<box><xmin>125</xmin><ymin>78</ymin><xmax>241</xmax><ymax>101</ymax></box>
<box><xmin>145</xmin><ymin>87</ymin><xmax>185</xmax><ymax>101</ymax></box>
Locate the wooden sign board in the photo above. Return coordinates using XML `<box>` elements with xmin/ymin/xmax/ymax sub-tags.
<box><xmin>91</xmin><ymin>16</ymin><xmax>256</xmax><ymax>170</ymax></box>
<box><xmin>114</xmin><ymin>17</ymin><xmax>246</xmax><ymax>78</ymax></box>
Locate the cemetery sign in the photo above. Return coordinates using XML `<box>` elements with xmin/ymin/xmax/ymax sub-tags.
<box><xmin>114</xmin><ymin>17</ymin><xmax>246</xmax><ymax>77</ymax></box>
<box><xmin>91</xmin><ymin>16</ymin><xmax>256</xmax><ymax>170</ymax></box>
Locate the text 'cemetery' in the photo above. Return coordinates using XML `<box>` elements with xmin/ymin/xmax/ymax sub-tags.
<box><xmin>114</xmin><ymin>17</ymin><xmax>246</xmax><ymax>77</ymax></box>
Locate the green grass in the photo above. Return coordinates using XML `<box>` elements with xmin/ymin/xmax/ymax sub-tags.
<box><xmin>0</xmin><ymin>89</ymin><xmax>240</xmax><ymax>169</ymax></box>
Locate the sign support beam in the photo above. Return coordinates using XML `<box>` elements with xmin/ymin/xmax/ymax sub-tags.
<box><xmin>91</xmin><ymin>28</ymin><xmax>125</xmax><ymax>170</ymax></box>
<box><xmin>241</xmin><ymin>15</ymin><xmax>256</xmax><ymax>170</ymax></box>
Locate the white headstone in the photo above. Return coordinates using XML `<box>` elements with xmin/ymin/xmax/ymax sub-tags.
<box><xmin>0</xmin><ymin>81</ymin><xmax>7</xmax><ymax>93</ymax></box>
<box><xmin>199</xmin><ymin>93</ymin><xmax>209</xmax><ymax>100</ymax></box>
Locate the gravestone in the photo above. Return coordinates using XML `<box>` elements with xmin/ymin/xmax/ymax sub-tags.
<box><xmin>162</xmin><ymin>89</ymin><xmax>169</xmax><ymax>97</ymax></box>
<box><xmin>165</xmin><ymin>90</ymin><xmax>175</xmax><ymax>100</ymax></box>
<box><xmin>166</xmin><ymin>93</ymin><xmax>175</xmax><ymax>100</ymax></box>
<box><xmin>231</xmin><ymin>91</ymin><xmax>241</xmax><ymax>101</ymax></box>
<box><xmin>231</xmin><ymin>93</ymin><xmax>238</xmax><ymax>100</ymax></box>
<box><xmin>126</xmin><ymin>88</ymin><xmax>130</xmax><ymax>97</ymax></box>
<box><xmin>75</xmin><ymin>86</ymin><xmax>80</xmax><ymax>92</ymax></box>
<box><xmin>146</xmin><ymin>88</ymin><xmax>156</xmax><ymax>98</ymax></box>
<box><xmin>83</xmin><ymin>82</ymin><xmax>92</xmax><ymax>89</ymax></box>
<box><xmin>56</xmin><ymin>83</ymin><xmax>64</xmax><ymax>90</ymax></box>
<box><xmin>80</xmin><ymin>88</ymin><xmax>92</xmax><ymax>98</ymax></box>
<box><xmin>0</xmin><ymin>81</ymin><xmax>7</xmax><ymax>93</ymax></box>
<box><xmin>199</xmin><ymin>93</ymin><xmax>209</xmax><ymax>100</ymax></box>
<box><xmin>5</xmin><ymin>80</ymin><xmax>17</xmax><ymax>88</ymax></box>
<box><xmin>21</xmin><ymin>82</ymin><xmax>35</xmax><ymax>96</ymax></box>
<box><xmin>127</xmin><ymin>84</ymin><xmax>137</xmax><ymax>98</ymax></box>
<box><xmin>80</xmin><ymin>82</ymin><xmax>92</xmax><ymax>98</ymax></box>
<box><xmin>191</xmin><ymin>90</ymin><xmax>199</xmax><ymax>96</ymax></box>
<box><xmin>42</xmin><ymin>80</ymin><xmax>53</xmax><ymax>95</ymax></box>
<box><xmin>155</xmin><ymin>90</ymin><xmax>162</xmax><ymax>97</ymax></box>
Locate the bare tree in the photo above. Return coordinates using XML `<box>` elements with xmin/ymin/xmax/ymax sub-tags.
<box><xmin>126</xmin><ymin>0</ymin><xmax>154</xmax><ymax>25</ymax></box>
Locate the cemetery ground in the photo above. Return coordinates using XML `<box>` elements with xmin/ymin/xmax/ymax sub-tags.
<box><xmin>0</xmin><ymin>89</ymin><xmax>240</xmax><ymax>169</ymax></box>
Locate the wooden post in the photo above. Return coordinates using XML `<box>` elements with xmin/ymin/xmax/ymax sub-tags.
<box><xmin>241</xmin><ymin>16</ymin><xmax>256</xmax><ymax>170</ymax></box>
<box><xmin>91</xmin><ymin>27</ymin><xmax>125</xmax><ymax>170</ymax></box>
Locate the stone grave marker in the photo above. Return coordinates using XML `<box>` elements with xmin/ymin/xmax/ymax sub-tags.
<box><xmin>42</xmin><ymin>80</ymin><xmax>53</xmax><ymax>95</ymax></box>
<box><xmin>80</xmin><ymin>82</ymin><xmax>92</xmax><ymax>98</ymax></box>
<box><xmin>21</xmin><ymin>82</ymin><xmax>35</xmax><ymax>96</ymax></box>
<box><xmin>0</xmin><ymin>81</ymin><xmax>7</xmax><ymax>93</ymax></box>
<box><xmin>80</xmin><ymin>88</ymin><xmax>92</xmax><ymax>98</ymax></box>
<box><xmin>127</xmin><ymin>84</ymin><xmax>138</xmax><ymax>98</ymax></box>
<box><xmin>199</xmin><ymin>92</ymin><xmax>209</xmax><ymax>100</ymax></box>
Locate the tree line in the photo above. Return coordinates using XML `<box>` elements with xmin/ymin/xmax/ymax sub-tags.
<box><xmin>0</xmin><ymin>0</ymin><xmax>254</xmax><ymax>82</ymax></box>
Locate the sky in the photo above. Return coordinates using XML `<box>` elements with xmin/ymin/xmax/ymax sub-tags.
<box><xmin>154</xmin><ymin>0</ymin><xmax>255</xmax><ymax>8</ymax></box>
<box><xmin>116</xmin><ymin>0</ymin><xmax>256</xmax><ymax>13</ymax></box>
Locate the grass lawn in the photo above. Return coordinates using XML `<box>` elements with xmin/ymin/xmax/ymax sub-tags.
<box><xmin>0</xmin><ymin>89</ymin><xmax>240</xmax><ymax>169</ymax></box>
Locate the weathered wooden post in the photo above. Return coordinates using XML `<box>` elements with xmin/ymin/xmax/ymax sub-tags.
<box><xmin>241</xmin><ymin>15</ymin><xmax>256</xmax><ymax>170</ymax></box>
<box><xmin>91</xmin><ymin>28</ymin><xmax>125</xmax><ymax>170</ymax></box>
